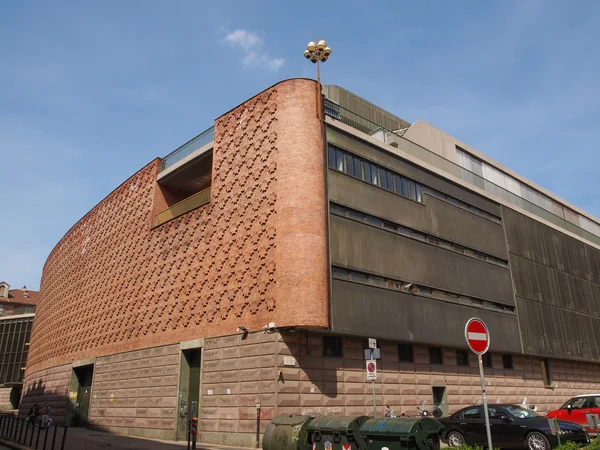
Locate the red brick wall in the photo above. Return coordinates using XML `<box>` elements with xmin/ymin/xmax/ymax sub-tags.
<box><xmin>27</xmin><ymin>78</ymin><xmax>328</xmax><ymax>377</ymax></box>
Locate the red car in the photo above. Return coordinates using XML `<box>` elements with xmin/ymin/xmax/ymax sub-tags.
<box><xmin>546</xmin><ymin>394</ymin><xmax>600</xmax><ymax>432</ymax></box>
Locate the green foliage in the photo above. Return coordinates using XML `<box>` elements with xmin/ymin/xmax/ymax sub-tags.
<box><xmin>451</xmin><ymin>445</ymin><xmax>500</xmax><ymax>450</ymax></box>
<box><xmin>586</xmin><ymin>437</ymin><xmax>600</xmax><ymax>450</ymax></box>
<box><xmin>554</xmin><ymin>441</ymin><xmax>583</xmax><ymax>450</ymax></box>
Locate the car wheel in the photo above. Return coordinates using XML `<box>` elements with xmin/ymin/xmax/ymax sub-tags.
<box><xmin>447</xmin><ymin>430</ymin><xmax>466</xmax><ymax>447</ymax></box>
<box><xmin>526</xmin><ymin>432</ymin><xmax>551</xmax><ymax>450</ymax></box>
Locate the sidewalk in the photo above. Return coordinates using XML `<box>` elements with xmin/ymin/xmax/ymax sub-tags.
<box><xmin>2</xmin><ymin>428</ymin><xmax>253</xmax><ymax>450</ymax></box>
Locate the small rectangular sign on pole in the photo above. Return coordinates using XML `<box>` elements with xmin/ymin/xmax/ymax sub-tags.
<box><xmin>368</xmin><ymin>338</ymin><xmax>377</xmax><ymax>349</ymax></box>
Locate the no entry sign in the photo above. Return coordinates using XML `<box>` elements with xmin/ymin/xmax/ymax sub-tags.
<box><xmin>465</xmin><ymin>318</ymin><xmax>490</xmax><ymax>354</ymax></box>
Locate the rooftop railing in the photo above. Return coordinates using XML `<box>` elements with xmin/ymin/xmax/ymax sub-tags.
<box><xmin>161</xmin><ymin>126</ymin><xmax>214</xmax><ymax>172</ymax></box>
<box><xmin>324</xmin><ymin>98</ymin><xmax>600</xmax><ymax>246</ymax></box>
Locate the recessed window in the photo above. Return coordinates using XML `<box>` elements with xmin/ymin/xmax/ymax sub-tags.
<box><xmin>482</xmin><ymin>352</ymin><xmax>493</xmax><ymax>368</ymax></box>
<box><xmin>429</xmin><ymin>347</ymin><xmax>443</xmax><ymax>365</ymax></box>
<box><xmin>352</xmin><ymin>157</ymin><xmax>362</xmax><ymax>178</ymax></box>
<box><xmin>541</xmin><ymin>359</ymin><xmax>552</xmax><ymax>387</ymax></box>
<box><xmin>336</xmin><ymin>149</ymin><xmax>344</xmax><ymax>172</ymax></box>
<box><xmin>386</xmin><ymin>171</ymin><xmax>394</xmax><ymax>192</ymax></box>
<box><xmin>456</xmin><ymin>350</ymin><xmax>469</xmax><ymax>366</ymax></box>
<box><xmin>398</xmin><ymin>343</ymin><xmax>414</xmax><ymax>363</ymax></box>
<box><xmin>323</xmin><ymin>336</ymin><xmax>343</xmax><ymax>357</ymax></box>
<box><xmin>328</xmin><ymin>146</ymin><xmax>335</xmax><ymax>170</ymax></box>
<box><xmin>502</xmin><ymin>354</ymin><xmax>513</xmax><ymax>369</ymax></box>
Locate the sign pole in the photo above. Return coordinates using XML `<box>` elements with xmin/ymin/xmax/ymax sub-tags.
<box><xmin>478</xmin><ymin>354</ymin><xmax>493</xmax><ymax>450</ymax></box>
<box><xmin>372</xmin><ymin>380</ymin><xmax>376</xmax><ymax>417</ymax></box>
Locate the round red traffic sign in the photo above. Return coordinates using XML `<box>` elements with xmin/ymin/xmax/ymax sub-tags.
<box><xmin>465</xmin><ymin>318</ymin><xmax>490</xmax><ymax>354</ymax></box>
<box><xmin>367</xmin><ymin>362</ymin><xmax>376</xmax><ymax>373</ymax></box>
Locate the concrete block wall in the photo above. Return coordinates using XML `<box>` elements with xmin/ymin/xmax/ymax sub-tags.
<box><xmin>199</xmin><ymin>331</ymin><xmax>279</xmax><ymax>448</ymax></box>
<box><xmin>89</xmin><ymin>343</ymin><xmax>180</xmax><ymax>440</ymax></box>
<box><xmin>198</xmin><ymin>330</ymin><xmax>600</xmax><ymax>447</ymax></box>
<box><xmin>19</xmin><ymin>363</ymin><xmax>71</xmax><ymax>423</ymax></box>
<box><xmin>0</xmin><ymin>387</ymin><xmax>12</xmax><ymax>410</ymax></box>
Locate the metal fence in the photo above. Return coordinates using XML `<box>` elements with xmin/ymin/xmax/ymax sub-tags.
<box><xmin>161</xmin><ymin>127</ymin><xmax>215</xmax><ymax>172</ymax></box>
<box><xmin>0</xmin><ymin>414</ymin><xmax>68</xmax><ymax>450</ymax></box>
<box><xmin>323</xmin><ymin>98</ymin><xmax>600</xmax><ymax>246</ymax></box>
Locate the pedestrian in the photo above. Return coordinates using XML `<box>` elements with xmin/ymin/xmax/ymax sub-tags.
<box><xmin>40</xmin><ymin>402</ymin><xmax>52</xmax><ymax>429</ymax></box>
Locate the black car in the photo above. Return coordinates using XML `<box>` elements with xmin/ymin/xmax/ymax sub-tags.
<box><xmin>439</xmin><ymin>404</ymin><xmax>589</xmax><ymax>450</ymax></box>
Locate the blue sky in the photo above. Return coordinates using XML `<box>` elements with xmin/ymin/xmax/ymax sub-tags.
<box><xmin>1</xmin><ymin>0</ymin><xmax>599</xmax><ymax>290</ymax></box>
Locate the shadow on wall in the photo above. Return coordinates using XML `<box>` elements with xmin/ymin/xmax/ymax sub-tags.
<box><xmin>18</xmin><ymin>379</ymin><xmax>69</xmax><ymax>425</ymax></box>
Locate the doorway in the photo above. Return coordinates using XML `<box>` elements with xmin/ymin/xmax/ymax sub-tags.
<box><xmin>432</xmin><ymin>386</ymin><xmax>448</xmax><ymax>416</ymax></box>
<box><xmin>9</xmin><ymin>386</ymin><xmax>21</xmax><ymax>409</ymax></box>
<box><xmin>69</xmin><ymin>365</ymin><xmax>94</xmax><ymax>427</ymax></box>
<box><xmin>176</xmin><ymin>349</ymin><xmax>201</xmax><ymax>440</ymax></box>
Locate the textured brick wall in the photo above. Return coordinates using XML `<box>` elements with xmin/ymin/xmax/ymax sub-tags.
<box><xmin>27</xmin><ymin>78</ymin><xmax>328</xmax><ymax>377</ymax></box>
<box><xmin>88</xmin><ymin>344</ymin><xmax>180</xmax><ymax>440</ymax></box>
<box><xmin>19</xmin><ymin>363</ymin><xmax>71</xmax><ymax>423</ymax></box>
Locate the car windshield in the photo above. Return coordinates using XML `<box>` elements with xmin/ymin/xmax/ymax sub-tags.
<box><xmin>506</xmin><ymin>405</ymin><xmax>539</xmax><ymax>419</ymax></box>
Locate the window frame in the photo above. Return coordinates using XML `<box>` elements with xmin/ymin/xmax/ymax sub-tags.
<box><xmin>398</xmin><ymin>343</ymin><xmax>414</xmax><ymax>363</ymax></box>
<box><xmin>429</xmin><ymin>347</ymin><xmax>443</xmax><ymax>365</ymax></box>
<box><xmin>502</xmin><ymin>354</ymin><xmax>513</xmax><ymax>369</ymax></box>
<box><xmin>323</xmin><ymin>336</ymin><xmax>343</xmax><ymax>358</ymax></box>
<box><xmin>456</xmin><ymin>349</ymin><xmax>469</xmax><ymax>366</ymax></box>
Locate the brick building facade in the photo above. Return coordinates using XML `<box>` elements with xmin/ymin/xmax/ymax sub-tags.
<box><xmin>21</xmin><ymin>79</ymin><xmax>600</xmax><ymax>446</ymax></box>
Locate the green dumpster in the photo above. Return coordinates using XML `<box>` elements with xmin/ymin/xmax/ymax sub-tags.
<box><xmin>263</xmin><ymin>415</ymin><xmax>313</xmax><ymax>450</ymax></box>
<box><xmin>307</xmin><ymin>415</ymin><xmax>370</xmax><ymax>450</ymax></box>
<box><xmin>359</xmin><ymin>417</ymin><xmax>444</xmax><ymax>450</ymax></box>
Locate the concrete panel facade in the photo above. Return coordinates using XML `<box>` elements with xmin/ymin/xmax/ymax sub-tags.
<box><xmin>328</xmin><ymin>170</ymin><xmax>508</xmax><ymax>259</ymax></box>
<box><xmin>330</xmin><ymin>215</ymin><xmax>514</xmax><ymax>305</ymax></box>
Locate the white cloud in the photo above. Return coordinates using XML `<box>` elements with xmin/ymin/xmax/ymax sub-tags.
<box><xmin>223</xmin><ymin>29</ymin><xmax>285</xmax><ymax>72</ymax></box>
<box><xmin>224</xmin><ymin>29</ymin><xmax>262</xmax><ymax>50</ymax></box>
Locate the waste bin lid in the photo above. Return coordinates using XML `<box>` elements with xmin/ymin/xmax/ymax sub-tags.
<box><xmin>271</xmin><ymin>415</ymin><xmax>314</xmax><ymax>426</ymax></box>
<box><xmin>308</xmin><ymin>415</ymin><xmax>371</xmax><ymax>432</ymax></box>
<box><xmin>359</xmin><ymin>417</ymin><xmax>444</xmax><ymax>436</ymax></box>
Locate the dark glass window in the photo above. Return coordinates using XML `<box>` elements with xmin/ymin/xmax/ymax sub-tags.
<box><xmin>415</xmin><ymin>184</ymin><xmax>423</xmax><ymax>202</ymax></box>
<box><xmin>332</xmin><ymin>267</ymin><xmax>349</xmax><ymax>278</ymax></box>
<box><xmin>386</xmin><ymin>171</ymin><xmax>394</xmax><ymax>192</ymax></box>
<box><xmin>363</xmin><ymin>162</ymin><xmax>371</xmax><ymax>183</ymax></box>
<box><xmin>502</xmin><ymin>354</ymin><xmax>513</xmax><ymax>369</ymax></box>
<box><xmin>380</xmin><ymin>169</ymin><xmax>388</xmax><ymax>190</ymax></box>
<box><xmin>463</xmin><ymin>407</ymin><xmax>481</xmax><ymax>419</ymax></box>
<box><xmin>401</xmin><ymin>177</ymin><xmax>409</xmax><ymax>197</ymax></box>
<box><xmin>429</xmin><ymin>347</ymin><xmax>443</xmax><ymax>364</ymax></box>
<box><xmin>398</xmin><ymin>343</ymin><xmax>414</xmax><ymax>363</ymax></box>
<box><xmin>370</xmin><ymin>164</ymin><xmax>378</xmax><ymax>185</ymax></box>
<box><xmin>335</xmin><ymin>149</ymin><xmax>344</xmax><ymax>172</ymax></box>
<box><xmin>346</xmin><ymin>155</ymin><xmax>354</xmax><ymax>177</ymax></box>
<box><xmin>328</xmin><ymin>146</ymin><xmax>335</xmax><ymax>169</ymax></box>
<box><xmin>353</xmin><ymin>157</ymin><xmax>362</xmax><ymax>178</ymax></box>
<box><xmin>330</xmin><ymin>204</ymin><xmax>346</xmax><ymax>216</ymax></box>
<box><xmin>323</xmin><ymin>336</ymin><xmax>343</xmax><ymax>357</ymax></box>
<box><xmin>456</xmin><ymin>350</ymin><xmax>469</xmax><ymax>366</ymax></box>
<box><xmin>409</xmin><ymin>181</ymin><xmax>417</xmax><ymax>201</ymax></box>
<box><xmin>482</xmin><ymin>352</ymin><xmax>493</xmax><ymax>368</ymax></box>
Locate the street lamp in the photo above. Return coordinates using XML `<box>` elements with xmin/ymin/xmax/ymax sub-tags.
<box><xmin>304</xmin><ymin>37</ymin><xmax>332</xmax><ymax>118</ymax></box>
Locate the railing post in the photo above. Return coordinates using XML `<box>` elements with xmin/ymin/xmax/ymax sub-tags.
<box><xmin>19</xmin><ymin>418</ymin><xmax>25</xmax><ymax>443</ymax></box>
<box><xmin>51</xmin><ymin>423</ymin><xmax>58</xmax><ymax>450</ymax></box>
<box><xmin>24</xmin><ymin>420</ymin><xmax>30</xmax><ymax>445</ymax></box>
<box><xmin>13</xmin><ymin>416</ymin><xmax>19</xmax><ymax>440</ymax></box>
<box><xmin>29</xmin><ymin>423</ymin><xmax>35</xmax><ymax>447</ymax></box>
<box><xmin>8</xmin><ymin>416</ymin><xmax>13</xmax><ymax>439</ymax></box>
<box><xmin>60</xmin><ymin>426</ymin><xmax>68</xmax><ymax>450</ymax></box>
<box><xmin>44</xmin><ymin>423</ymin><xmax>50</xmax><ymax>449</ymax></box>
<box><xmin>35</xmin><ymin>422</ymin><xmax>42</xmax><ymax>449</ymax></box>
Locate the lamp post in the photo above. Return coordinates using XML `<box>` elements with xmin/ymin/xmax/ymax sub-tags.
<box><xmin>304</xmin><ymin>37</ymin><xmax>332</xmax><ymax>118</ymax></box>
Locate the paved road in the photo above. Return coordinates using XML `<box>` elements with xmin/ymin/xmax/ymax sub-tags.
<box><xmin>62</xmin><ymin>428</ymin><xmax>249</xmax><ymax>450</ymax></box>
